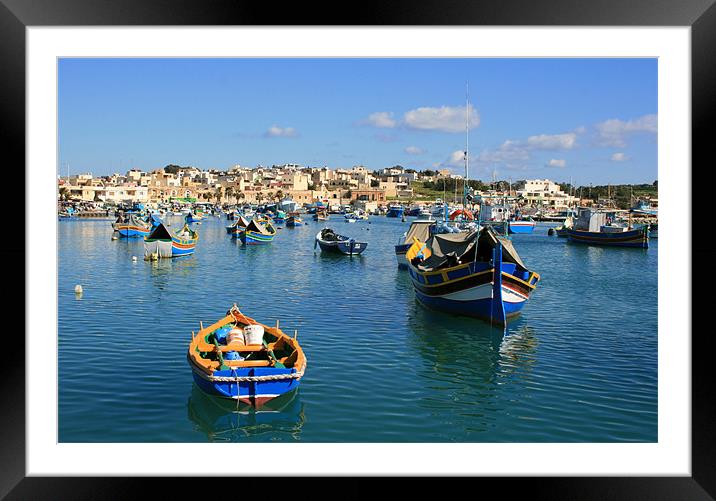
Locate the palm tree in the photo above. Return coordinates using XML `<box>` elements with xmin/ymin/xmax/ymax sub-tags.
<box><xmin>275</xmin><ymin>189</ymin><xmax>284</xmax><ymax>203</ymax></box>
<box><xmin>214</xmin><ymin>187</ymin><xmax>223</xmax><ymax>203</ymax></box>
<box><xmin>236</xmin><ymin>191</ymin><xmax>245</xmax><ymax>204</ymax></box>
<box><xmin>225</xmin><ymin>186</ymin><xmax>234</xmax><ymax>206</ymax></box>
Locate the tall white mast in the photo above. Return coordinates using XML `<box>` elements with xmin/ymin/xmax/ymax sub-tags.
<box><xmin>464</xmin><ymin>82</ymin><xmax>469</xmax><ymax>208</ymax></box>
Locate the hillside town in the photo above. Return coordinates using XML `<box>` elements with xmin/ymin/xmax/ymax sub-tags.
<box><xmin>59</xmin><ymin>163</ymin><xmax>654</xmax><ymax>214</ymax></box>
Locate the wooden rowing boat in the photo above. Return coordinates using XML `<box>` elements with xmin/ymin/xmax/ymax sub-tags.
<box><xmin>187</xmin><ymin>304</ymin><xmax>307</xmax><ymax>407</ymax></box>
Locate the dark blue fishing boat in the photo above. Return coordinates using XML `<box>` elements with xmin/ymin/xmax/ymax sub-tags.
<box><xmin>314</xmin><ymin>228</ymin><xmax>367</xmax><ymax>255</ymax></box>
<box><xmin>566</xmin><ymin>208</ymin><xmax>648</xmax><ymax>248</ymax></box>
<box><xmin>405</xmin><ymin>225</ymin><xmax>540</xmax><ymax>325</ymax></box>
<box><xmin>386</xmin><ymin>204</ymin><xmax>404</xmax><ymax>218</ymax></box>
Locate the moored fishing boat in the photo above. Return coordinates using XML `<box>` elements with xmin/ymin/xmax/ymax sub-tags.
<box><xmin>144</xmin><ymin>222</ymin><xmax>198</xmax><ymax>258</ymax></box>
<box><xmin>405</xmin><ymin>225</ymin><xmax>540</xmax><ymax>325</ymax></box>
<box><xmin>225</xmin><ymin>216</ymin><xmax>251</xmax><ymax>235</ymax></box>
<box><xmin>114</xmin><ymin>213</ymin><xmax>151</xmax><ymax>237</ymax></box>
<box><xmin>386</xmin><ymin>203</ymin><xmax>404</xmax><ymax>218</ymax></box>
<box><xmin>238</xmin><ymin>219</ymin><xmax>276</xmax><ymax>245</ymax></box>
<box><xmin>566</xmin><ymin>208</ymin><xmax>649</xmax><ymax>248</ymax></box>
<box><xmin>313</xmin><ymin>209</ymin><xmax>329</xmax><ymax>222</ymax></box>
<box><xmin>285</xmin><ymin>215</ymin><xmax>303</xmax><ymax>227</ymax></box>
<box><xmin>507</xmin><ymin>218</ymin><xmax>536</xmax><ymax>234</ymax></box>
<box><xmin>395</xmin><ymin>220</ymin><xmax>436</xmax><ymax>269</ymax></box>
<box><xmin>187</xmin><ymin>304</ymin><xmax>306</xmax><ymax>407</ymax></box>
<box><xmin>314</xmin><ymin>228</ymin><xmax>367</xmax><ymax>255</ymax></box>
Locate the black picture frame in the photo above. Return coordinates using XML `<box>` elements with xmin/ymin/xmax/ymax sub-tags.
<box><xmin>4</xmin><ymin>0</ymin><xmax>713</xmax><ymax>498</ymax></box>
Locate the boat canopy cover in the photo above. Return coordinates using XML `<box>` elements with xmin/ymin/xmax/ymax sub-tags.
<box><xmin>477</xmin><ymin>227</ymin><xmax>527</xmax><ymax>269</ymax></box>
<box><xmin>126</xmin><ymin>213</ymin><xmax>148</xmax><ymax>227</ymax></box>
<box><xmin>417</xmin><ymin>230</ymin><xmax>479</xmax><ymax>271</ymax></box>
<box><xmin>416</xmin><ymin>226</ymin><xmax>526</xmax><ymax>272</ymax></box>
<box><xmin>230</xmin><ymin>216</ymin><xmax>251</xmax><ymax>229</ymax></box>
<box><xmin>146</xmin><ymin>222</ymin><xmax>173</xmax><ymax>241</ymax></box>
<box><xmin>245</xmin><ymin>219</ymin><xmax>272</xmax><ymax>235</ymax></box>
<box><xmin>403</xmin><ymin>220</ymin><xmax>435</xmax><ymax>245</ymax></box>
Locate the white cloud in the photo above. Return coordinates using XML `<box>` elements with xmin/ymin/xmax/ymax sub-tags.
<box><xmin>403</xmin><ymin>104</ymin><xmax>480</xmax><ymax>133</ymax></box>
<box><xmin>363</xmin><ymin>111</ymin><xmax>396</xmax><ymax>128</ymax></box>
<box><xmin>264</xmin><ymin>125</ymin><xmax>298</xmax><ymax>138</ymax></box>
<box><xmin>526</xmin><ymin>133</ymin><xmax>577</xmax><ymax>150</ymax></box>
<box><xmin>595</xmin><ymin>114</ymin><xmax>657</xmax><ymax>147</ymax></box>
<box><xmin>546</xmin><ymin>159</ymin><xmax>566</xmax><ymax>168</ymax></box>
<box><xmin>610</xmin><ymin>152</ymin><xmax>629</xmax><ymax>162</ymax></box>
<box><xmin>438</xmin><ymin>150</ymin><xmax>467</xmax><ymax>168</ymax></box>
<box><xmin>405</xmin><ymin>146</ymin><xmax>426</xmax><ymax>155</ymax></box>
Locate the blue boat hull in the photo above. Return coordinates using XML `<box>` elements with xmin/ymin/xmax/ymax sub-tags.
<box><xmin>191</xmin><ymin>367</ymin><xmax>301</xmax><ymax>406</ymax></box>
<box><xmin>407</xmin><ymin>252</ymin><xmax>539</xmax><ymax>325</ymax></box>
<box><xmin>386</xmin><ymin>207</ymin><xmax>404</xmax><ymax>218</ymax></box>
<box><xmin>117</xmin><ymin>226</ymin><xmax>150</xmax><ymax>237</ymax></box>
<box><xmin>508</xmin><ymin>221</ymin><xmax>536</xmax><ymax>234</ymax></box>
<box><xmin>239</xmin><ymin>230</ymin><xmax>275</xmax><ymax>245</ymax></box>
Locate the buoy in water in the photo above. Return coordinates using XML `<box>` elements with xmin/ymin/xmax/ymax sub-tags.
<box><xmin>132</xmin><ymin>256</ymin><xmax>138</xmax><ymax>262</ymax></box>
<box><xmin>74</xmin><ymin>284</ymin><xmax>83</xmax><ymax>294</ymax></box>
<box><xmin>111</xmin><ymin>235</ymin><xmax>118</xmax><ymax>240</ymax></box>
<box><xmin>548</xmin><ymin>228</ymin><xmax>555</xmax><ymax>236</ymax></box>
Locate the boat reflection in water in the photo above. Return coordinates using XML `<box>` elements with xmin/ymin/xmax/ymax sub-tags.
<box><xmin>186</xmin><ymin>384</ymin><xmax>306</xmax><ymax>442</ymax></box>
<box><xmin>407</xmin><ymin>304</ymin><xmax>539</xmax><ymax>437</ymax></box>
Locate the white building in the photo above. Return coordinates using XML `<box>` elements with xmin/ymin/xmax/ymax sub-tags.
<box><xmin>516</xmin><ymin>179</ymin><xmax>578</xmax><ymax>208</ymax></box>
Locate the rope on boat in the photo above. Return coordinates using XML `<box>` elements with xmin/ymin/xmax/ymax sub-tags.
<box><xmin>199</xmin><ymin>368</ymin><xmax>305</xmax><ymax>383</ymax></box>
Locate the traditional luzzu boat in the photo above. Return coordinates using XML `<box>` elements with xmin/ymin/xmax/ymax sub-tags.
<box><xmin>395</xmin><ymin>219</ymin><xmax>436</xmax><ymax>269</ymax></box>
<box><xmin>566</xmin><ymin>208</ymin><xmax>649</xmax><ymax>248</ymax></box>
<box><xmin>238</xmin><ymin>219</ymin><xmax>276</xmax><ymax>245</ymax></box>
<box><xmin>188</xmin><ymin>304</ymin><xmax>306</xmax><ymax>407</ymax></box>
<box><xmin>405</xmin><ymin>225</ymin><xmax>540</xmax><ymax>325</ymax></box>
<box><xmin>315</xmin><ymin>228</ymin><xmax>367</xmax><ymax>255</ymax></box>
<box><xmin>144</xmin><ymin>222</ymin><xmax>198</xmax><ymax>258</ymax></box>
<box><xmin>225</xmin><ymin>216</ymin><xmax>251</xmax><ymax>235</ymax></box>
<box><xmin>114</xmin><ymin>213</ymin><xmax>151</xmax><ymax>237</ymax></box>
<box><xmin>285</xmin><ymin>215</ymin><xmax>303</xmax><ymax>227</ymax></box>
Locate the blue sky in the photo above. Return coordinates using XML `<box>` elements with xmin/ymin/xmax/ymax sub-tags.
<box><xmin>58</xmin><ymin>58</ymin><xmax>657</xmax><ymax>185</ymax></box>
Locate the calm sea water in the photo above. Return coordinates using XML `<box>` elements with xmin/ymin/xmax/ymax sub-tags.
<box><xmin>58</xmin><ymin>215</ymin><xmax>657</xmax><ymax>442</ymax></box>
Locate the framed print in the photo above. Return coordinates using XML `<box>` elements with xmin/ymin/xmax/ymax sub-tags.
<box><xmin>5</xmin><ymin>0</ymin><xmax>715</xmax><ymax>498</ymax></box>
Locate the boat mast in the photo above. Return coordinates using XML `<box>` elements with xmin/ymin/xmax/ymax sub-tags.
<box><xmin>464</xmin><ymin>82</ymin><xmax>469</xmax><ymax>212</ymax></box>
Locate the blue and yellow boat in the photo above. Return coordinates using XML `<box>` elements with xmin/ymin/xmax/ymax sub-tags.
<box><xmin>114</xmin><ymin>213</ymin><xmax>151</xmax><ymax>237</ymax></box>
<box><xmin>187</xmin><ymin>304</ymin><xmax>306</xmax><ymax>408</ymax></box>
<box><xmin>405</xmin><ymin>225</ymin><xmax>540</xmax><ymax>325</ymax></box>
<box><xmin>225</xmin><ymin>216</ymin><xmax>251</xmax><ymax>236</ymax></box>
<box><xmin>286</xmin><ymin>215</ymin><xmax>303</xmax><ymax>227</ymax></box>
<box><xmin>238</xmin><ymin>219</ymin><xmax>276</xmax><ymax>245</ymax></box>
<box><xmin>144</xmin><ymin>222</ymin><xmax>198</xmax><ymax>258</ymax></box>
